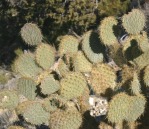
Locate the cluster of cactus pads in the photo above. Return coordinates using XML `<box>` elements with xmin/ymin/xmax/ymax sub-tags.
<box><xmin>1</xmin><ymin>9</ymin><xmax>149</xmax><ymax>129</ymax></box>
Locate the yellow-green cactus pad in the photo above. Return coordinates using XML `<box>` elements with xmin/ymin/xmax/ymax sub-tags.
<box><xmin>57</xmin><ymin>59</ymin><xmax>69</xmax><ymax>77</ymax></box>
<box><xmin>8</xmin><ymin>126</ymin><xmax>25</xmax><ymax>129</ymax></box>
<box><xmin>73</xmin><ymin>51</ymin><xmax>92</xmax><ymax>72</ymax></box>
<box><xmin>90</xmin><ymin>63</ymin><xmax>116</xmax><ymax>94</ymax></box>
<box><xmin>14</xmin><ymin>52</ymin><xmax>42</xmax><ymax>78</ymax></box>
<box><xmin>133</xmin><ymin>51</ymin><xmax>149</xmax><ymax>69</ymax></box>
<box><xmin>23</xmin><ymin>102</ymin><xmax>49</xmax><ymax>125</ymax></box>
<box><xmin>58</xmin><ymin>35</ymin><xmax>79</xmax><ymax>56</ymax></box>
<box><xmin>20</xmin><ymin>23</ymin><xmax>43</xmax><ymax>46</ymax></box>
<box><xmin>107</xmin><ymin>93</ymin><xmax>130</xmax><ymax>123</ymax></box>
<box><xmin>130</xmin><ymin>72</ymin><xmax>141</xmax><ymax>95</ymax></box>
<box><xmin>40</xmin><ymin>75</ymin><xmax>60</xmax><ymax>95</ymax></box>
<box><xmin>49</xmin><ymin>108</ymin><xmax>82</xmax><ymax>129</ymax></box>
<box><xmin>82</xmin><ymin>31</ymin><xmax>104</xmax><ymax>63</ymax></box>
<box><xmin>122</xmin><ymin>9</ymin><xmax>145</xmax><ymax>34</ymax></box>
<box><xmin>36</xmin><ymin>43</ymin><xmax>55</xmax><ymax>70</ymax></box>
<box><xmin>60</xmin><ymin>72</ymin><xmax>87</xmax><ymax>100</ymax></box>
<box><xmin>99</xmin><ymin>16</ymin><xmax>118</xmax><ymax>46</ymax></box>
<box><xmin>17</xmin><ymin>78</ymin><xmax>37</xmax><ymax>100</ymax></box>
<box><xmin>126</xmin><ymin>94</ymin><xmax>146</xmax><ymax>122</ymax></box>
<box><xmin>143</xmin><ymin>65</ymin><xmax>149</xmax><ymax>87</ymax></box>
<box><xmin>0</xmin><ymin>90</ymin><xmax>19</xmax><ymax>110</ymax></box>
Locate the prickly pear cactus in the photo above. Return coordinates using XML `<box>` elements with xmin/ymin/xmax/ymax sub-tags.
<box><xmin>7</xmin><ymin>8</ymin><xmax>149</xmax><ymax>129</ymax></box>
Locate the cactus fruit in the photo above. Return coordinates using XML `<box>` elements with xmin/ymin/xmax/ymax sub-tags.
<box><xmin>20</xmin><ymin>23</ymin><xmax>43</xmax><ymax>46</ymax></box>
<box><xmin>143</xmin><ymin>65</ymin><xmax>149</xmax><ymax>87</ymax></box>
<box><xmin>82</xmin><ymin>31</ymin><xmax>104</xmax><ymax>63</ymax></box>
<box><xmin>126</xmin><ymin>94</ymin><xmax>146</xmax><ymax>122</ymax></box>
<box><xmin>122</xmin><ymin>9</ymin><xmax>146</xmax><ymax>34</ymax></box>
<box><xmin>42</xmin><ymin>94</ymin><xmax>67</xmax><ymax>112</ymax></box>
<box><xmin>130</xmin><ymin>72</ymin><xmax>141</xmax><ymax>95</ymax></box>
<box><xmin>23</xmin><ymin>102</ymin><xmax>49</xmax><ymax>125</ymax></box>
<box><xmin>40</xmin><ymin>75</ymin><xmax>60</xmax><ymax>95</ymax></box>
<box><xmin>58</xmin><ymin>35</ymin><xmax>79</xmax><ymax>56</ymax></box>
<box><xmin>60</xmin><ymin>72</ymin><xmax>87</xmax><ymax>100</ymax></box>
<box><xmin>107</xmin><ymin>93</ymin><xmax>130</xmax><ymax>123</ymax></box>
<box><xmin>99</xmin><ymin>16</ymin><xmax>118</xmax><ymax>46</ymax></box>
<box><xmin>17</xmin><ymin>78</ymin><xmax>37</xmax><ymax>100</ymax></box>
<box><xmin>0</xmin><ymin>90</ymin><xmax>19</xmax><ymax>110</ymax></box>
<box><xmin>35</xmin><ymin>43</ymin><xmax>55</xmax><ymax>70</ymax></box>
<box><xmin>49</xmin><ymin>108</ymin><xmax>82</xmax><ymax>129</ymax></box>
<box><xmin>14</xmin><ymin>52</ymin><xmax>42</xmax><ymax>78</ymax></box>
<box><xmin>90</xmin><ymin>63</ymin><xmax>116</xmax><ymax>94</ymax></box>
<box><xmin>8</xmin><ymin>126</ymin><xmax>25</xmax><ymax>129</ymax></box>
<box><xmin>73</xmin><ymin>51</ymin><xmax>92</xmax><ymax>73</ymax></box>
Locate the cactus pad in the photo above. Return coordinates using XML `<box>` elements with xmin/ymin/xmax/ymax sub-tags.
<box><xmin>17</xmin><ymin>78</ymin><xmax>37</xmax><ymax>100</ymax></box>
<box><xmin>0</xmin><ymin>90</ymin><xmax>19</xmax><ymax>110</ymax></box>
<box><xmin>126</xmin><ymin>95</ymin><xmax>146</xmax><ymax>122</ymax></box>
<box><xmin>23</xmin><ymin>102</ymin><xmax>49</xmax><ymax>125</ymax></box>
<box><xmin>49</xmin><ymin>108</ymin><xmax>82</xmax><ymax>129</ymax></box>
<box><xmin>130</xmin><ymin>72</ymin><xmax>141</xmax><ymax>95</ymax></box>
<box><xmin>36</xmin><ymin>43</ymin><xmax>55</xmax><ymax>70</ymax></box>
<box><xmin>58</xmin><ymin>35</ymin><xmax>79</xmax><ymax>56</ymax></box>
<box><xmin>14</xmin><ymin>53</ymin><xmax>42</xmax><ymax>78</ymax></box>
<box><xmin>99</xmin><ymin>16</ymin><xmax>118</xmax><ymax>46</ymax></box>
<box><xmin>143</xmin><ymin>65</ymin><xmax>149</xmax><ymax>87</ymax></box>
<box><xmin>90</xmin><ymin>63</ymin><xmax>116</xmax><ymax>94</ymax></box>
<box><xmin>73</xmin><ymin>51</ymin><xmax>92</xmax><ymax>72</ymax></box>
<box><xmin>107</xmin><ymin>93</ymin><xmax>130</xmax><ymax>123</ymax></box>
<box><xmin>122</xmin><ymin>9</ymin><xmax>145</xmax><ymax>34</ymax></box>
<box><xmin>60</xmin><ymin>72</ymin><xmax>87</xmax><ymax>100</ymax></box>
<box><xmin>20</xmin><ymin>23</ymin><xmax>42</xmax><ymax>46</ymax></box>
<box><xmin>82</xmin><ymin>31</ymin><xmax>104</xmax><ymax>63</ymax></box>
<box><xmin>40</xmin><ymin>75</ymin><xmax>60</xmax><ymax>95</ymax></box>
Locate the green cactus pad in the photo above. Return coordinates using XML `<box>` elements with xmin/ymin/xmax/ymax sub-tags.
<box><xmin>23</xmin><ymin>102</ymin><xmax>49</xmax><ymax>125</ymax></box>
<box><xmin>42</xmin><ymin>94</ymin><xmax>67</xmax><ymax>112</ymax></box>
<box><xmin>58</xmin><ymin>35</ymin><xmax>79</xmax><ymax>56</ymax></box>
<box><xmin>20</xmin><ymin>23</ymin><xmax>42</xmax><ymax>46</ymax></box>
<box><xmin>107</xmin><ymin>93</ymin><xmax>130</xmax><ymax>123</ymax></box>
<box><xmin>73</xmin><ymin>51</ymin><xmax>92</xmax><ymax>72</ymax></box>
<box><xmin>122</xmin><ymin>9</ymin><xmax>145</xmax><ymax>34</ymax></box>
<box><xmin>130</xmin><ymin>72</ymin><xmax>141</xmax><ymax>95</ymax></box>
<box><xmin>36</xmin><ymin>43</ymin><xmax>55</xmax><ymax>70</ymax></box>
<box><xmin>126</xmin><ymin>95</ymin><xmax>146</xmax><ymax>122</ymax></box>
<box><xmin>91</xmin><ymin>63</ymin><xmax>116</xmax><ymax>94</ymax></box>
<box><xmin>14</xmin><ymin>52</ymin><xmax>42</xmax><ymax>78</ymax></box>
<box><xmin>60</xmin><ymin>72</ymin><xmax>87</xmax><ymax>100</ymax></box>
<box><xmin>40</xmin><ymin>75</ymin><xmax>60</xmax><ymax>95</ymax></box>
<box><xmin>8</xmin><ymin>126</ymin><xmax>25</xmax><ymax>129</ymax></box>
<box><xmin>57</xmin><ymin>59</ymin><xmax>69</xmax><ymax>77</ymax></box>
<box><xmin>99</xmin><ymin>16</ymin><xmax>118</xmax><ymax>46</ymax></box>
<box><xmin>0</xmin><ymin>90</ymin><xmax>19</xmax><ymax>110</ymax></box>
<box><xmin>133</xmin><ymin>51</ymin><xmax>149</xmax><ymax>69</ymax></box>
<box><xmin>82</xmin><ymin>31</ymin><xmax>104</xmax><ymax>63</ymax></box>
<box><xmin>143</xmin><ymin>65</ymin><xmax>149</xmax><ymax>87</ymax></box>
<box><xmin>49</xmin><ymin>108</ymin><xmax>82</xmax><ymax>129</ymax></box>
<box><xmin>17</xmin><ymin>78</ymin><xmax>37</xmax><ymax>100</ymax></box>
